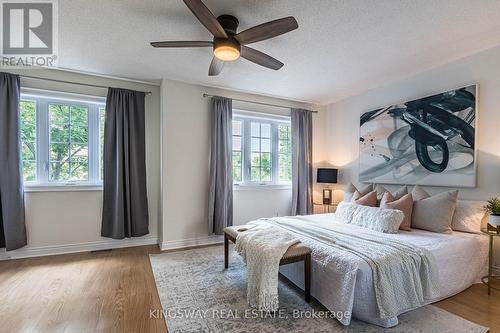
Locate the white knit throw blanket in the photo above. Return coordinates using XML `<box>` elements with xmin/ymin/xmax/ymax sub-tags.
<box><xmin>235</xmin><ymin>222</ymin><xmax>299</xmax><ymax>311</ymax></box>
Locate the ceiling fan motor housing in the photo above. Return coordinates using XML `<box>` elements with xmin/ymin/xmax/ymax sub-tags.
<box><xmin>213</xmin><ymin>15</ymin><xmax>241</xmax><ymax>60</ymax></box>
<box><xmin>217</xmin><ymin>15</ymin><xmax>239</xmax><ymax>35</ymax></box>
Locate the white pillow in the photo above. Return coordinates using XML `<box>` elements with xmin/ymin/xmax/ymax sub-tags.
<box><xmin>451</xmin><ymin>200</ymin><xmax>487</xmax><ymax>234</ymax></box>
<box><xmin>335</xmin><ymin>201</ymin><xmax>404</xmax><ymax>234</ymax></box>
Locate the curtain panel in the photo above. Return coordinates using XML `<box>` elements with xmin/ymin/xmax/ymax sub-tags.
<box><xmin>101</xmin><ymin>88</ymin><xmax>149</xmax><ymax>239</ymax></box>
<box><xmin>0</xmin><ymin>72</ymin><xmax>27</xmax><ymax>251</ymax></box>
<box><xmin>291</xmin><ymin>108</ymin><xmax>313</xmax><ymax>215</ymax></box>
<box><xmin>208</xmin><ymin>97</ymin><xmax>233</xmax><ymax>235</ymax></box>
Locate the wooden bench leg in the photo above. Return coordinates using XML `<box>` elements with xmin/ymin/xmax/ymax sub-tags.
<box><xmin>305</xmin><ymin>253</ymin><xmax>311</xmax><ymax>302</ymax></box>
<box><xmin>224</xmin><ymin>233</ymin><xmax>229</xmax><ymax>269</ymax></box>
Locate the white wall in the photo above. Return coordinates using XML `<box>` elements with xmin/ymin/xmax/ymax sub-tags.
<box><xmin>161</xmin><ymin>79</ymin><xmax>326</xmax><ymax>249</ymax></box>
<box><xmin>325</xmin><ymin>44</ymin><xmax>500</xmax><ymax>265</ymax></box>
<box><xmin>1</xmin><ymin>69</ymin><xmax>161</xmax><ymax>259</ymax></box>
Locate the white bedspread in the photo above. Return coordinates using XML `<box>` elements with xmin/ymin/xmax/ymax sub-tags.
<box><xmin>277</xmin><ymin>213</ymin><xmax>489</xmax><ymax>327</ymax></box>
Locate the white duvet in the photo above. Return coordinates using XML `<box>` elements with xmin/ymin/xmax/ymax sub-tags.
<box><xmin>273</xmin><ymin>213</ymin><xmax>489</xmax><ymax>328</ymax></box>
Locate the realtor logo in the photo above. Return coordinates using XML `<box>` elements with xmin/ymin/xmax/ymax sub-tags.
<box><xmin>1</xmin><ymin>0</ymin><xmax>58</xmax><ymax>67</ymax></box>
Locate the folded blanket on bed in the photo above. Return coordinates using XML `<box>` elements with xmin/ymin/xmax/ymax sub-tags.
<box><xmin>235</xmin><ymin>224</ymin><xmax>299</xmax><ymax>311</ymax></box>
<box><xmin>246</xmin><ymin>217</ymin><xmax>440</xmax><ymax>325</ymax></box>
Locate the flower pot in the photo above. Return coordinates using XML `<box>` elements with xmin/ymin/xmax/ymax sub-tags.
<box><xmin>488</xmin><ymin>214</ymin><xmax>500</xmax><ymax>226</ymax></box>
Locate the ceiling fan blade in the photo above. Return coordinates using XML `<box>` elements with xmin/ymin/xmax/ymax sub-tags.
<box><xmin>235</xmin><ymin>17</ymin><xmax>298</xmax><ymax>45</ymax></box>
<box><xmin>183</xmin><ymin>0</ymin><xmax>228</xmax><ymax>39</ymax></box>
<box><xmin>150</xmin><ymin>41</ymin><xmax>213</xmax><ymax>48</ymax></box>
<box><xmin>240</xmin><ymin>46</ymin><xmax>284</xmax><ymax>70</ymax></box>
<box><xmin>208</xmin><ymin>57</ymin><xmax>224</xmax><ymax>76</ymax></box>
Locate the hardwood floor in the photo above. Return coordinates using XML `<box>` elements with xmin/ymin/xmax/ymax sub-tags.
<box><xmin>0</xmin><ymin>245</ymin><xmax>499</xmax><ymax>333</ymax></box>
<box><xmin>0</xmin><ymin>245</ymin><xmax>166</xmax><ymax>333</ymax></box>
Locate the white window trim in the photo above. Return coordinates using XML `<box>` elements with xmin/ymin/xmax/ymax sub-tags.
<box><xmin>233</xmin><ymin>111</ymin><xmax>292</xmax><ymax>188</ymax></box>
<box><xmin>20</xmin><ymin>89</ymin><xmax>106</xmax><ymax>189</ymax></box>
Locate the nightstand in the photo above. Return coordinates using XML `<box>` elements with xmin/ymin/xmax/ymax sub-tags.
<box><xmin>313</xmin><ymin>202</ymin><xmax>338</xmax><ymax>214</ymax></box>
<box><xmin>481</xmin><ymin>226</ymin><xmax>500</xmax><ymax>294</ymax></box>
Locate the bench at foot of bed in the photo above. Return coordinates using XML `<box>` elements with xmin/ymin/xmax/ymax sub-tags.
<box><xmin>223</xmin><ymin>226</ymin><xmax>312</xmax><ymax>302</ymax></box>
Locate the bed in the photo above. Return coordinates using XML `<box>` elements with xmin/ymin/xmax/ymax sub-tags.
<box><xmin>272</xmin><ymin>213</ymin><xmax>489</xmax><ymax>328</ymax></box>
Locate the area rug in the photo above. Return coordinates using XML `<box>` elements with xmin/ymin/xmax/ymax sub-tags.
<box><xmin>149</xmin><ymin>246</ymin><xmax>488</xmax><ymax>333</ymax></box>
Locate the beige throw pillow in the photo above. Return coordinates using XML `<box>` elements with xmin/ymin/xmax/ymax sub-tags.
<box><xmin>412</xmin><ymin>190</ymin><xmax>459</xmax><ymax>233</ymax></box>
<box><xmin>411</xmin><ymin>185</ymin><xmax>430</xmax><ymax>201</ymax></box>
<box><xmin>451</xmin><ymin>200</ymin><xmax>487</xmax><ymax>234</ymax></box>
<box><xmin>344</xmin><ymin>183</ymin><xmax>373</xmax><ymax>202</ymax></box>
<box><xmin>374</xmin><ymin>184</ymin><xmax>408</xmax><ymax>202</ymax></box>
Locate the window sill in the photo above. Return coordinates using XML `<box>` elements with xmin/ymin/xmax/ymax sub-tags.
<box><xmin>24</xmin><ymin>184</ymin><xmax>103</xmax><ymax>193</ymax></box>
<box><xmin>233</xmin><ymin>184</ymin><xmax>292</xmax><ymax>191</ymax></box>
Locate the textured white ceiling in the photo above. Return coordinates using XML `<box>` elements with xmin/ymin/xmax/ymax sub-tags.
<box><xmin>57</xmin><ymin>0</ymin><xmax>500</xmax><ymax>104</ymax></box>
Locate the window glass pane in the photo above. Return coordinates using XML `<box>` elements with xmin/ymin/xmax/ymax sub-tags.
<box><xmin>49</xmin><ymin>103</ymin><xmax>89</xmax><ymax>181</ymax></box>
<box><xmin>278</xmin><ymin>124</ymin><xmax>292</xmax><ymax>182</ymax></box>
<box><xmin>251</xmin><ymin>166</ymin><xmax>260</xmax><ymax>182</ymax></box>
<box><xmin>232</xmin><ymin>120</ymin><xmax>241</xmax><ymax>136</ymax></box>
<box><xmin>50</xmin><ymin>143</ymin><xmax>69</xmax><ymax>161</ymax></box>
<box><xmin>20</xmin><ymin>100</ymin><xmax>37</xmax><ymax>182</ymax></box>
<box><xmin>232</xmin><ymin>136</ymin><xmax>241</xmax><ymax>151</ymax></box>
<box><xmin>70</xmin><ymin>106</ymin><xmax>88</xmax><ymax>127</ymax></box>
<box><xmin>232</xmin><ymin>151</ymin><xmax>242</xmax><ymax>182</ymax></box>
<box><xmin>232</xmin><ymin>120</ymin><xmax>243</xmax><ymax>183</ymax></box>
<box><xmin>261</xmin><ymin>138</ymin><xmax>271</xmax><ymax>153</ymax></box>
<box><xmin>251</xmin><ymin>152</ymin><xmax>260</xmax><ymax>167</ymax></box>
<box><xmin>100</xmin><ymin>107</ymin><xmax>105</xmax><ymax>181</ymax></box>
<box><xmin>50</xmin><ymin>162</ymin><xmax>70</xmax><ymax>181</ymax></box>
<box><xmin>71</xmin><ymin>125</ymin><xmax>88</xmax><ymax>144</ymax></box>
<box><xmin>261</xmin><ymin>123</ymin><xmax>271</xmax><ymax>138</ymax></box>
<box><xmin>251</xmin><ymin>122</ymin><xmax>260</xmax><ymax>137</ymax></box>
<box><xmin>251</xmin><ymin>137</ymin><xmax>260</xmax><ymax>152</ymax></box>
<box><xmin>261</xmin><ymin>152</ymin><xmax>271</xmax><ymax>181</ymax></box>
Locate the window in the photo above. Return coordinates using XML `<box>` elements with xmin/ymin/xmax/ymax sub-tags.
<box><xmin>232</xmin><ymin>113</ymin><xmax>292</xmax><ymax>186</ymax></box>
<box><xmin>19</xmin><ymin>89</ymin><xmax>106</xmax><ymax>186</ymax></box>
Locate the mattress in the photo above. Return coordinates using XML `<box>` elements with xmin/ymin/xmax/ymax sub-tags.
<box><xmin>278</xmin><ymin>213</ymin><xmax>489</xmax><ymax>327</ymax></box>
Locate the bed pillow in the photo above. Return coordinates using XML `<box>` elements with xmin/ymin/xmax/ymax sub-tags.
<box><xmin>380</xmin><ymin>192</ymin><xmax>413</xmax><ymax>231</ymax></box>
<box><xmin>344</xmin><ymin>183</ymin><xmax>373</xmax><ymax>202</ymax></box>
<box><xmin>412</xmin><ymin>190</ymin><xmax>458</xmax><ymax>233</ymax></box>
<box><xmin>335</xmin><ymin>201</ymin><xmax>404</xmax><ymax>234</ymax></box>
<box><xmin>451</xmin><ymin>200</ymin><xmax>487</xmax><ymax>234</ymax></box>
<box><xmin>352</xmin><ymin>190</ymin><xmax>377</xmax><ymax>207</ymax></box>
<box><xmin>374</xmin><ymin>184</ymin><xmax>408</xmax><ymax>201</ymax></box>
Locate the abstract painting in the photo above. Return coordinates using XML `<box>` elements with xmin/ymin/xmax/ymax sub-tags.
<box><xmin>359</xmin><ymin>85</ymin><xmax>477</xmax><ymax>187</ymax></box>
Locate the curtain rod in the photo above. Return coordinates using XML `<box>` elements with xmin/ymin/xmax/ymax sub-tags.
<box><xmin>202</xmin><ymin>93</ymin><xmax>318</xmax><ymax>113</ymax></box>
<box><xmin>19</xmin><ymin>75</ymin><xmax>153</xmax><ymax>95</ymax></box>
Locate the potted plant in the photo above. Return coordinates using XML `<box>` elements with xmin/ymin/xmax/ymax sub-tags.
<box><xmin>484</xmin><ymin>197</ymin><xmax>500</xmax><ymax>227</ymax></box>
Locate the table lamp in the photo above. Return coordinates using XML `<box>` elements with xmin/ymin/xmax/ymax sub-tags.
<box><xmin>317</xmin><ymin>168</ymin><xmax>338</xmax><ymax>205</ymax></box>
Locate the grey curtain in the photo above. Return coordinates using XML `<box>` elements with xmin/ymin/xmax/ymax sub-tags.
<box><xmin>291</xmin><ymin>108</ymin><xmax>313</xmax><ymax>215</ymax></box>
<box><xmin>0</xmin><ymin>72</ymin><xmax>27</xmax><ymax>251</ymax></box>
<box><xmin>101</xmin><ymin>88</ymin><xmax>149</xmax><ymax>239</ymax></box>
<box><xmin>208</xmin><ymin>97</ymin><xmax>233</xmax><ymax>235</ymax></box>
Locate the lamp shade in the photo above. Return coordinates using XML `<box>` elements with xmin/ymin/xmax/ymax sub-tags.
<box><xmin>317</xmin><ymin>168</ymin><xmax>338</xmax><ymax>184</ymax></box>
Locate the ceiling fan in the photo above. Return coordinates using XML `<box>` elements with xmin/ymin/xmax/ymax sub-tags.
<box><xmin>151</xmin><ymin>0</ymin><xmax>299</xmax><ymax>76</ymax></box>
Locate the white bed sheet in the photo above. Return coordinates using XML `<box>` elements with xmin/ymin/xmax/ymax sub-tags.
<box><xmin>278</xmin><ymin>213</ymin><xmax>489</xmax><ymax>327</ymax></box>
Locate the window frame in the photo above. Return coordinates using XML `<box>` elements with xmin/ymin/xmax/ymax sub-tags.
<box><xmin>20</xmin><ymin>88</ymin><xmax>106</xmax><ymax>189</ymax></box>
<box><xmin>233</xmin><ymin>110</ymin><xmax>292</xmax><ymax>189</ymax></box>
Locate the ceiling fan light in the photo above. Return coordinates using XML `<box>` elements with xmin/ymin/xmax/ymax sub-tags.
<box><xmin>214</xmin><ymin>46</ymin><xmax>240</xmax><ymax>61</ymax></box>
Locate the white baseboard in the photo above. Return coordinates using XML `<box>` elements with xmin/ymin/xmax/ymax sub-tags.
<box><xmin>0</xmin><ymin>236</ymin><xmax>159</xmax><ymax>261</ymax></box>
<box><xmin>160</xmin><ymin>235</ymin><xmax>224</xmax><ymax>251</ymax></box>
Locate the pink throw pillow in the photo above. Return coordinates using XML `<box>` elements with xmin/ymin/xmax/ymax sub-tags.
<box><xmin>352</xmin><ymin>190</ymin><xmax>377</xmax><ymax>207</ymax></box>
<box><xmin>380</xmin><ymin>192</ymin><xmax>413</xmax><ymax>231</ymax></box>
